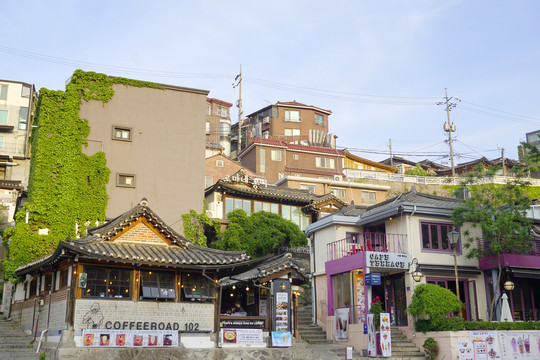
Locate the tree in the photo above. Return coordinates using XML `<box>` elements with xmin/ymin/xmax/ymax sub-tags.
<box><xmin>450</xmin><ymin>168</ymin><xmax>534</xmax><ymax>320</ymax></box>
<box><xmin>182</xmin><ymin>209</ymin><xmax>221</xmax><ymax>247</ymax></box>
<box><xmin>404</xmin><ymin>164</ymin><xmax>430</xmax><ymax>177</ymax></box>
<box><xmin>212</xmin><ymin>210</ymin><xmax>307</xmax><ymax>258</ymax></box>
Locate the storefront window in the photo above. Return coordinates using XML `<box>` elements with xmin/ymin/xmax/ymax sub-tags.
<box><xmin>332</xmin><ymin>272</ymin><xmax>352</xmax><ymax>311</ymax></box>
<box><xmin>181</xmin><ymin>273</ymin><xmax>216</xmax><ymax>302</ymax></box>
<box><xmin>82</xmin><ymin>266</ymin><xmax>132</xmax><ymax>299</ymax></box>
<box><xmin>140</xmin><ymin>270</ymin><xmax>176</xmax><ymax>301</ymax></box>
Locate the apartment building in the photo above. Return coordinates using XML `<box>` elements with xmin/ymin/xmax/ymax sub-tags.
<box><xmin>206</xmin><ymin>98</ymin><xmax>232</xmax><ymax>157</ymax></box>
<box><xmin>81</xmin><ymin>79</ymin><xmax>208</xmax><ymax>232</ymax></box>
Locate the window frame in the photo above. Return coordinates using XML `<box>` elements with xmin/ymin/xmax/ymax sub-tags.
<box><xmin>19</xmin><ymin>107</ymin><xmax>28</xmax><ymax>130</ymax></box>
<box><xmin>0</xmin><ymin>85</ymin><xmax>7</xmax><ymax>101</ymax></box>
<box><xmin>216</xmin><ymin>160</ymin><xmax>224</xmax><ymax>167</ymax></box>
<box><xmin>316</xmin><ymin>157</ymin><xmax>335</xmax><ymax>169</ymax></box>
<box><xmin>112</xmin><ymin>126</ymin><xmax>132</xmax><ymax>141</ymax></box>
<box><xmin>0</xmin><ymin>109</ymin><xmax>8</xmax><ymax>125</ymax></box>
<box><xmin>420</xmin><ymin>221</ymin><xmax>461</xmax><ymax>254</ymax></box>
<box><xmin>361</xmin><ymin>190</ymin><xmax>376</xmax><ymax>205</ymax></box>
<box><xmin>331</xmin><ymin>188</ymin><xmax>346</xmax><ymax>201</ymax></box>
<box><xmin>300</xmin><ymin>184</ymin><xmax>316</xmax><ymax>193</ymax></box>
<box><xmin>116</xmin><ymin>173</ymin><xmax>136</xmax><ymax>188</ymax></box>
<box><xmin>271</xmin><ymin>149</ymin><xmax>282</xmax><ymax>161</ymax></box>
<box><xmin>315</xmin><ymin>113</ymin><xmax>324</xmax><ymax>125</ymax></box>
<box><xmin>284</xmin><ymin>110</ymin><xmax>301</xmax><ymax>122</ymax></box>
<box><xmin>81</xmin><ymin>265</ymin><xmax>132</xmax><ymax>299</ymax></box>
<box><xmin>139</xmin><ymin>269</ymin><xmax>177</xmax><ymax>301</ymax></box>
<box><xmin>181</xmin><ymin>272</ymin><xmax>216</xmax><ymax>302</ymax></box>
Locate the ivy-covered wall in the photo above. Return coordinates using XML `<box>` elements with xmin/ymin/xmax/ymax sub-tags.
<box><xmin>2</xmin><ymin>70</ymin><xmax>163</xmax><ymax>281</ymax></box>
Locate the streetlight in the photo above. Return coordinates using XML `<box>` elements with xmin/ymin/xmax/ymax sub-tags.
<box><xmin>410</xmin><ymin>258</ymin><xmax>423</xmax><ymax>282</ymax></box>
<box><xmin>503</xmin><ymin>280</ymin><xmax>515</xmax><ymax>292</ymax></box>
<box><xmin>447</xmin><ymin>227</ymin><xmax>461</xmax><ymax>315</ymax></box>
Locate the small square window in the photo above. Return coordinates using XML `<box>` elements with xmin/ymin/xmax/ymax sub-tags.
<box><xmin>0</xmin><ymin>85</ymin><xmax>7</xmax><ymax>101</ymax></box>
<box><xmin>271</xmin><ymin>150</ymin><xmax>282</xmax><ymax>161</ymax></box>
<box><xmin>216</xmin><ymin>160</ymin><xmax>224</xmax><ymax>167</ymax></box>
<box><xmin>112</xmin><ymin>126</ymin><xmax>132</xmax><ymax>141</ymax></box>
<box><xmin>117</xmin><ymin>174</ymin><xmax>135</xmax><ymax>187</ymax></box>
<box><xmin>293</xmin><ymin>154</ymin><xmax>299</xmax><ymax>160</ymax></box>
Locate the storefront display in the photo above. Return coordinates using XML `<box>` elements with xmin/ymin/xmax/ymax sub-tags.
<box><xmin>81</xmin><ymin>329</ymin><xmax>178</xmax><ymax>347</ymax></box>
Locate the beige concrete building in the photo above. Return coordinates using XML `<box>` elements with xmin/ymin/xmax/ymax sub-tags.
<box><xmin>80</xmin><ymin>82</ymin><xmax>209</xmax><ymax>231</ymax></box>
<box><xmin>205</xmin><ymin>98</ymin><xmax>232</xmax><ymax>157</ymax></box>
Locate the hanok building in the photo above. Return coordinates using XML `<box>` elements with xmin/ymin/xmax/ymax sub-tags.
<box><xmin>205</xmin><ymin>171</ymin><xmax>348</xmax><ymax>230</ymax></box>
<box><xmin>8</xmin><ymin>200</ymin><xmax>308</xmax><ymax>353</ymax></box>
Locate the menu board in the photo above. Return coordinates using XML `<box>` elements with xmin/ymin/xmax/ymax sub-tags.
<box><xmin>380</xmin><ymin>313</ymin><xmax>391</xmax><ymax>357</ymax></box>
<box><xmin>458</xmin><ymin>341</ymin><xmax>474</xmax><ymax>360</ymax></box>
<box><xmin>81</xmin><ymin>329</ymin><xmax>177</xmax><ymax>347</ymax></box>
<box><xmin>367</xmin><ymin>313</ymin><xmax>377</xmax><ymax>357</ymax></box>
<box><xmin>498</xmin><ymin>331</ymin><xmax>540</xmax><ymax>359</ymax></box>
<box><xmin>470</xmin><ymin>331</ymin><xmax>501</xmax><ymax>360</ymax></box>
<box><xmin>275</xmin><ymin>292</ymin><xmax>289</xmax><ymax>332</ymax></box>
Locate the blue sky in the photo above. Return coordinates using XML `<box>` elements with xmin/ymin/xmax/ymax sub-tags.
<box><xmin>2</xmin><ymin>1</ymin><xmax>539</xmax><ymax>163</ymax></box>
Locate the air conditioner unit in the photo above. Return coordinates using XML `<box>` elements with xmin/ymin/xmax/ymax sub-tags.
<box><xmin>206</xmin><ymin>210</ymin><xmax>215</xmax><ymax>218</ymax></box>
<box><xmin>263</xmin><ymin>116</ymin><xmax>270</xmax><ymax>124</ymax></box>
<box><xmin>333</xmin><ymin>175</ymin><xmax>343</xmax><ymax>181</ymax></box>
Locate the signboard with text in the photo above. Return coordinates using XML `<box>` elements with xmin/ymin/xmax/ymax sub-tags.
<box><xmin>366</xmin><ymin>252</ymin><xmax>409</xmax><ymax>270</ymax></box>
<box><xmin>365</xmin><ymin>273</ymin><xmax>381</xmax><ymax>286</ymax></box>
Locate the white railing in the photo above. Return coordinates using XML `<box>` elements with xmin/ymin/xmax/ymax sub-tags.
<box><xmin>343</xmin><ymin>169</ymin><xmax>540</xmax><ymax>187</ymax></box>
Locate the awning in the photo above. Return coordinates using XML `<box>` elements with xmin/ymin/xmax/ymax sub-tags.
<box><xmin>420</xmin><ymin>264</ymin><xmax>482</xmax><ymax>276</ymax></box>
<box><xmin>511</xmin><ymin>268</ymin><xmax>540</xmax><ymax>279</ymax></box>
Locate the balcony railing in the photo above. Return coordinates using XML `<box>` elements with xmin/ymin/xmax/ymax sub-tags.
<box><xmin>327</xmin><ymin>233</ymin><xmax>407</xmax><ymax>261</ymax></box>
<box><xmin>477</xmin><ymin>237</ymin><xmax>540</xmax><ymax>256</ymax></box>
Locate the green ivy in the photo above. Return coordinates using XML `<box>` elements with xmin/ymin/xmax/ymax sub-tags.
<box><xmin>2</xmin><ymin>70</ymin><xmax>163</xmax><ymax>281</ymax></box>
<box><xmin>423</xmin><ymin>337</ymin><xmax>438</xmax><ymax>360</ymax></box>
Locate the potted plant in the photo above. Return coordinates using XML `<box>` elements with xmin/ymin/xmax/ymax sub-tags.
<box><xmin>369</xmin><ymin>296</ymin><xmax>384</xmax><ymax>355</ymax></box>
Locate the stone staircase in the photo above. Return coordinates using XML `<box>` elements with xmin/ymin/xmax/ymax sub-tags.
<box><xmin>297</xmin><ymin>305</ymin><xmax>426</xmax><ymax>360</ymax></box>
<box><xmin>0</xmin><ymin>316</ymin><xmax>39</xmax><ymax>359</ymax></box>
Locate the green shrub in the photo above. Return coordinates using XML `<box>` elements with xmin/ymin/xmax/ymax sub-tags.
<box><xmin>407</xmin><ymin>284</ymin><xmax>462</xmax><ymax>326</ymax></box>
<box><xmin>423</xmin><ymin>337</ymin><xmax>438</xmax><ymax>360</ymax></box>
<box><xmin>415</xmin><ymin>318</ymin><xmax>540</xmax><ymax>333</ymax></box>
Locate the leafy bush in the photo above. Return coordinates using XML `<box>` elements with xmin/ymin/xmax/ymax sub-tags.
<box><xmin>415</xmin><ymin>318</ymin><xmax>540</xmax><ymax>333</ymax></box>
<box><xmin>423</xmin><ymin>337</ymin><xmax>438</xmax><ymax>360</ymax></box>
<box><xmin>407</xmin><ymin>284</ymin><xmax>462</xmax><ymax>327</ymax></box>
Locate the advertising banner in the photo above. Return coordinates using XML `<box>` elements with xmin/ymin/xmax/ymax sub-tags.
<box><xmin>353</xmin><ymin>271</ymin><xmax>366</xmax><ymax>324</ymax></box>
<box><xmin>275</xmin><ymin>291</ymin><xmax>289</xmax><ymax>332</ymax></box>
<box><xmin>367</xmin><ymin>313</ymin><xmax>376</xmax><ymax>357</ymax></box>
<box><xmin>457</xmin><ymin>341</ymin><xmax>474</xmax><ymax>360</ymax></box>
<box><xmin>271</xmin><ymin>331</ymin><xmax>292</xmax><ymax>347</ymax></box>
<box><xmin>221</xmin><ymin>329</ymin><xmax>264</xmax><ymax>345</ymax></box>
<box><xmin>380</xmin><ymin>313</ymin><xmax>391</xmax><ymax>357</ymax></box>
<box><xmin>81</xmin><ymin>329</ymin><xmax>177</xmax><ymax>347</ymax></box>
<box><xmin>498</xmin><ymin>331</ymin><xmax>540</xmax><ymax>359</ymax></box>
<box><xmin>333</xmin><ymin>308</ymin><xmax>349</xmax><ymax>341</ymax></box>
<box><xmin>470</xmin><ymin>331</ymin><xmax>501</xmax><ymax>360</ymax></box>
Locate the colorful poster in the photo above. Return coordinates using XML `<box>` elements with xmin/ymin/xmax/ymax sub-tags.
<box><xmin>458</xmin><ymin>341</ymin><xmax>474</xmax><ymax>360</ymax></box>
<box><xmin>333</xmin><ymin>308</ymin><xmax>349</xmax><ymax>341</ymax></box>
<box><xmin>367</xmin><ymin>313</ymin><xmax>377</xmax><ymax>357</ymax></box>
<box><xmin>470</xmin><ymin>331</ymin><xmax>502</xmax><ymax>360</ymax></box>
<box><xmin>275</xmin><ymin>292</ymin><xmax>289</xmax><ymax>332</ymax></box>
<box><xmin>380</xmin><ymin>313</ymin><xmax>391</xmax><ymax>357</ymax></box>
<box><xmin>354</xmin><ymin>271</ymin><xmax>366</xmax><ymax>324</ymax></box>
<box><xmin>498</xmin><ymin>331</ymin><xmax>540</xmax><ymax>359</ymax></box>
<box><xmin>221</xmin><ymin>329</ymin><xmax>264</xmax><ymax>345</ymax></box>
<box><xmin>272</xmin><ymin>331</ymin><xmax>292</xmax><ymax>347</ymax></box>
<box><xmin>81</xmin><ymin>329</ymin><xmax>178</xmax><ymax>347</ymax></box>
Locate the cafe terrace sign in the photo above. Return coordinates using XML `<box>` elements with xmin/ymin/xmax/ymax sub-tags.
<box><xmin>366</xmin><ymin>252</ymin><xmax>410</xmax><ymax>270</ymax></box>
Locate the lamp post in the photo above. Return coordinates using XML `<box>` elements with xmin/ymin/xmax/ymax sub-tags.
<box><xmin>447</xmin><ymin>227</ymin><xmax>461</xmax><ymax>315</ymax></box>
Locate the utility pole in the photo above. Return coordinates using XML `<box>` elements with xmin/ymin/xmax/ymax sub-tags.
<box><xmin>389</xmin><ymin>139</ymin><xmax>394</xmax><ymax>167</ymax></box>
<box><xmin>501</xmin><ymin>147</ymin><xmax>506</xmax><ymax>176</ymax></box>
<box><xmin>234</xmin><ymin>65</ymin><xmax>243</xmax><ymax>160</ymax></box>
<box><xmin>438</xmin><ymin>89</ymin><xmax>460</xmax><ymax>176</ymax></box>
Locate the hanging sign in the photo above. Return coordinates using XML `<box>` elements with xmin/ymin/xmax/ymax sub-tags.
<box><xmin>365</xmin><ymin>273</ymin><xmax>381</xmax><ymax>286</ymax></box>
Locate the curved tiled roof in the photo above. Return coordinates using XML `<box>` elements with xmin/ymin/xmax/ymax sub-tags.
<box><xmin>218</xmin><ymin>253</ymin><xmax>308</xmax><ymax>286</ymax></box>
<box><xmin>14</xmin><ymin>199</ymin><xmax>250</xmax><ymax>276</ymax></box>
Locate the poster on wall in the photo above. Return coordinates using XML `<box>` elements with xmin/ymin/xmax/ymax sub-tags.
<box><xmin>333</xmin><ymin>308</ymin><xmax>349</xmax><ymax>341</ymax></box>
<box><xmin>221</xmin><ymin>329</ymin><xmax>264</xmax><ymax>345</ymax></box>
<box><xmin>353</xmin><ymin>271</ymin><xmax>365</xmax><ymax>324</ymax></box>
<box><xmin>367</xmin><ymin>313</ymin><xmax>376</xmax><ymax>357</ymax></box>
<box><xmin>380</xmin><ymin>313</ymin><xmax>391</xmax><ymax>357</ymax></box>
<box><xmin>470</xmin><ymin>331</ymin><xmax>502</xmax><ymax>360</ymax></box>
<box><xmin>275</xmin><ymin>292</ymin><xmax>289</xmax><ymax>332</ymax></box>
<box><xmin>81</xmin><ymin>329</ymin><xmax>177</xmax><ymax>347</ymax></box>
<box><xmin>458</xmin><ymin>341</ymin><xmax>474</xmax><ymax>360</ymax></box>
<box><xmin>271</xmin><ymin>331</ymin><xmax>292</xmax><ymax>347</ymax></box>
<box><xmin>498</xmin><ymin>331</ymin><xmax>540</xmax><ymax>359</ymax></box>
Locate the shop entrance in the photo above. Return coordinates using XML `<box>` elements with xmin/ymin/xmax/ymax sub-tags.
<box><xmin>371</xmin><ymin>273</ymin><xmax>407</xmax><ymax>326</ymax></box>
